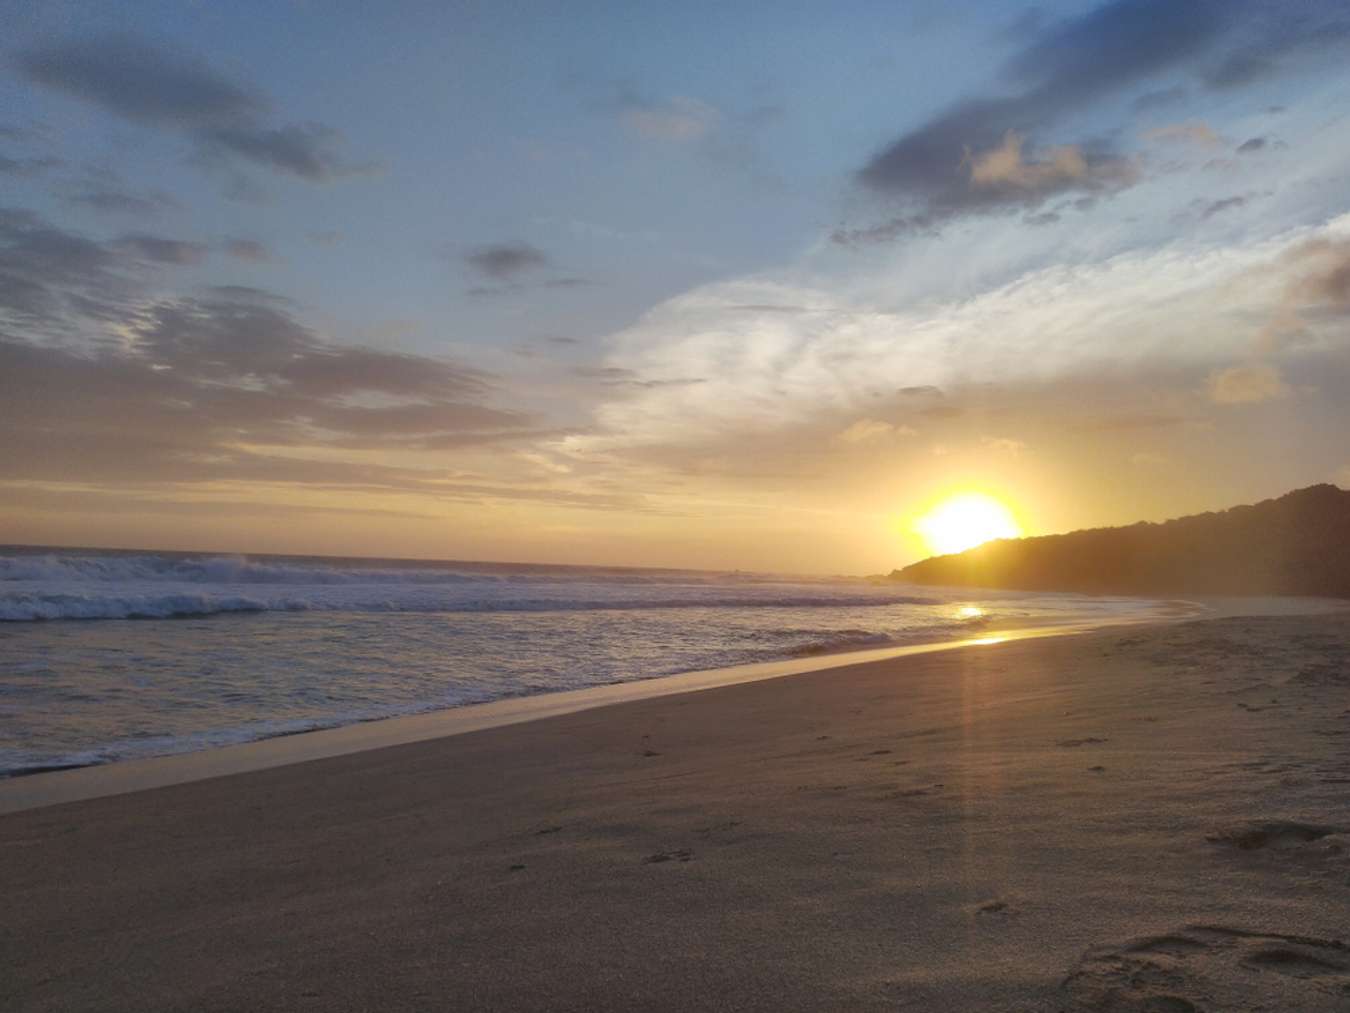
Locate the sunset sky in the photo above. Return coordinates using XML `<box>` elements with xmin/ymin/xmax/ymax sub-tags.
<box><xmin>4</xmin><ymin>0</ymin><xmax>1350</xmax><ymax>573</ymax></box>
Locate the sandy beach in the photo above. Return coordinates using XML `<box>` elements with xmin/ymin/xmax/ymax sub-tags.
<box><xmin>4</xmin><ymin>610</ymin><xmax>1350</xmax><ymax>1011</ymax></box>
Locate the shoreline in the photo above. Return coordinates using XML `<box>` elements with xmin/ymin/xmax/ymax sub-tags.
<box><xmin>0</xmin><ymin>615</ymin><xmax>1146</xmax><ymax>814</ymax></box>
<box><xmin>2</xmin><ymin>594</ymin><xmax>1339</xmax><ymax>815</ymax></box>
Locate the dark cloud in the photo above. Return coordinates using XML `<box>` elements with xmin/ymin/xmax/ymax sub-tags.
<box><xmin>0</xmin><ymin>123</ymin><xmax>50</xmax><ymax>144</ymax></box>
<box><xmin>0</xmin><ymin>207</ymin><xmax>132</xmax><ymax>326</ymax></box>
<box><xmin>222</xmin><ymin>238</ymin><xmax>270</xmax><ymax>262</ymax></box>
<box><xmin>0</xmin><ymin>154</ymin><xmax>61</xmax><ymax>177</ymax></box>
<box><xmin>573</xmin><ymin>365</ymin><xmax>705</xmax><ymax>390</ymax></box>
<box><xmin>460</xmin><ymin>243</ymin><xmax>593</xmax><ymax>296</ymax></box>
<box><xmin>197</xmin><ymin>123</ymin><xmax>370</xmax><ymax>182</ymax></box>
<box><xmin>0</xmin><ymin>307</ymin><xmax>535</xmax><ymax>497</ymax></box>
<box><xmin>16</xmin><ymin>35</ymin><xmax>264</xmax><ymax>128</ymax></box>
<box><xmin>1203</xmin><ymin>52</ymin><xmax>1273</xmax><ymax>90</ymax></box>
<box><xmin>1199</xmin><ymin>195</ymin><xmax>1247</xmax><ymax>220</ymax></box>
<box><xmin>1132</xmin><ymin>85</ymin><xmax>1189</xmax><ymax>111</ymax></box>
<box><xmin>860</xmin><ymin>1</ymin><xmax>1224</xmax><ymax>193</ymax></box>
<box><xmin>17</xmin><ymin>34</ymin><xmax>373</xmax><ymax>185</ymax></box>
<box><xmin>114</xmin><ymin>233</ymin><xmax>209</xmax><ymax>265</ymax></box>
<box><xmin>203</xmin><ymin>284</ymin><xmax>291</xmax><ymax>305</ymax></box>
<box><xmin>278</xmin><ymin>345</ymin><xmax>487</xmax><ymax>401</ymax></box>
<box><xmin>465</xmin><ymin>242</ymin><xmax>550</xmax><ymax>280</ymax></box>
<box><xmin>1236</xmin><ymin>136</ymin><xmax>1268</xmax><ymax>154</ymax></box>
<box><xmin>0</xmin><ymin>333</ymin><xmax>634</xmax><ymax>512</ymax></box>
<box><xmin>995</xmin><ymin>7</ymin><xmax>1050</xmax><ymax>44</ymax></box>
<box><xmin>0</xmin><ymin>209</ymin><xmax>531</xmax><ymax>486</ymax></box>
<box><xmin>848</xmin><ymin>0</ymin><xmax>1349</xmax><ymax>242</ymax></box>
<box><xmin>61</xmin><ymin>187</ymin><xmax>178</xmax><ymax>216</ymax></box>
<box><xmin>1287</xmin><ymin>239</ymin><xmax>1350</xmax><ymax>312</ymax></box>
<box><xmin>122</xmin><ymin>294</ymin><xmax>489</xmax><ymax>404</ymax></box>
<box><xmin>1203</xmin><ymin>15</ymin><xmax>1350</xmax><ymax>91</ymax></box>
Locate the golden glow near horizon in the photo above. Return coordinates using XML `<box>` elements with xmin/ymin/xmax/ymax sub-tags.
<box><xmin>914</xmin><ymin>493</ymin><xmax>1023</xmax><ymax>556</ymax></box>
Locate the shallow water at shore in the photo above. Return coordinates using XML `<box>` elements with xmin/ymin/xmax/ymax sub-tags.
<box><xmin>0</xmin><ymin>546</ymin><xmax>1183</xmax><ymax>776</ymax></box>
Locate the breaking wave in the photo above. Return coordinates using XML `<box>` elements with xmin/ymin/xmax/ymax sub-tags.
<box><xmin>0</xmin><ymin>549</ymin><xmax>938</xmax><ymax>622</ymax></box>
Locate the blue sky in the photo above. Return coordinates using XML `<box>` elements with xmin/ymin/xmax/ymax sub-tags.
<box><xmin>4</xmin><ymin>0</ymin><xmax>1350</xmax><ymax>571</ymax></box>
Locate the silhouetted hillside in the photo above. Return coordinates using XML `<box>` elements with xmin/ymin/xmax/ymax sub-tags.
<box><xmin>895</xmin><ymin>485</ymin><xmax>1350</xmax><ymax>597</ymax></box>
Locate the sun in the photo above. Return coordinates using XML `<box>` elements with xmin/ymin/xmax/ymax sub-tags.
<box><xmin>915</xmin><ymin>493</ymin><xmax>1022</xmax><ymax>556</ymax></box>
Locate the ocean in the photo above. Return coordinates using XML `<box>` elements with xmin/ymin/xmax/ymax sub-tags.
<box><xmin>0</xmin><ymin>545</ymin><xmax>1182</xmax><ymax>777</ymax></box>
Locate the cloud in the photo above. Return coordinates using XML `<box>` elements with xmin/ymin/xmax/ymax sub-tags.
<box><xmin>114</xmin><ymin>232</ymin><xmax>209</xmax><ymax>265</ymax></box>
<box><xmin>1199</xmin><ymin>195</ymin><xmax>1248</xmax><ymax>220</ymax></box>
<box><xmin>568</xmin><ymin>214</ymin><xmax>1350</xmax><ymax>459</ymax></box>
<box><xmin>0</xmin><ymin>123</ymin><xmax>50</xmax><ymax>144</ymax></box>
<box><xmin>1236</xmin><ymin>136</ymin><xmax>1268</xmax><ymax>154</ymax></box>
<box><xmin>306</xmin><ymin>230</ymin><xmax>342</xmax><ymax>246</ymax></box>
<box><xmin>1203</xmin><ymin>14</ymin><xmax>1350</xmax><ymax>91</ymax></box>
<box><xmin>61</xmin><ymin>186</ymin><xmax>178</xmax><ymax>216</ymax></box>
<box><xmin>1132</xmin><ymin>86</ymin><xmax>1189</xmax><ymax>111</ymax></box>
<box><xmin>970</xmin><ymin>130</ymin><xmax>1129</xmax><ymax>192</ymax></box>
<box><xmin>0</xmin><ymin>286</ymin><xmax>541</xmax><ymax>499</ymax></box>
<box><xmin>0</xmin><ymin>207</ymin><xmax>134</xmax><ymax>326</ymax></box>
<box><xmin>1143</xmin><ymin>121</ymin><xmax>1221</xmax><ymax>147</ymax></box>
<box><xmin>620</xmin><ymin>95</ymin><xmax>720</xmax><ymax>141</ymax></box>
<box><xmin>982</xmin><ymin>436</ymin><xmax>1028</xmax><ymax>456</ymax></box>
<box><xmin>847</xmin><ymin>1</ymin><xmax>1350</xmax><ymax>241</ymax></box>
<box><xmin>836</xmin><ymin>418</ymin><xmax>916</xmax><ymax>444</ymax></box>
<box><xmin>1206</xmin><ymin>362</ymin><xmax>1290</xmax><ymax>404</ymax></box>
<box><xmin>17</xmin><ymin>34</ymin><xmax>373</xmax><ymax>184</ymax></box>
<box><xmin>0</xmin><ymin>154</ymin><xmax>61</xmax><ymax>177</ymax></box>
<box><xmin>196</xmin><ymin>123</ymin><xmax>371</xmax><ymax>183</ymax></box>
<box><xmin>574</xmin><ymin>365</ymin><xmax>704</xmax><ymax>390</ymax></box>
<box><xmin>1285</xmin><ymin>238</ymin><xmax>1350</xmax><ymax>310</ymax></box>
<box><xmin>222</xmin><ymin>238</ymin><xmax>270</xmax><ymax>262</ymax></box>
<box><xmin>858</xmin><ymin>0</ymin><xmax>1226</xmax><ymax>197</ymax></box>
<box><xmin>464</xmin><ymin>241</ymin><xmax>549</xmax><ymax>280</ymax></box>
<box><xmin>837</xmin><ymin>130</ymin><xmax>1136</xmax><ymax>244</ymax></box>
<box><xmin>16</xmin><ymin>35</ymin><xmax>264</xmax><ymax>128</ymax></box>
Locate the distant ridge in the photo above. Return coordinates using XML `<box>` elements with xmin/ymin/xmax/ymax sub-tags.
<box><xmin>894</xmin><ymin>485</ymin><xmax>1350</xmax><ymax>597</ymax></box>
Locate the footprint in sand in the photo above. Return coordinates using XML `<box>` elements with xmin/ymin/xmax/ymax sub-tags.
<box><xmin>1206</xmin><ymin>820</ymin><xmax>1344</xmax><ymax>851</ymax></box>
<box><xmin>974</xmin><ymin>899</ymin><xmax>1015</xmax><ymax>918</ymax></box>
<box><xmin>1062</xmin><ymin>925</ymin><xmax>1350</xmax><ymax>1011</ymax></box>
<box><xmin>643</xmin><ymin>849</ymin><xmax>693</xmax><ymax>864</ymax></box>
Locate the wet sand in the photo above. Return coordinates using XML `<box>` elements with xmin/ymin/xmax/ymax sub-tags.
<box><xmin>3</xmin><ymin>610</ymin><xmax>1350</xmax><ymax>1010</ymax></box>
